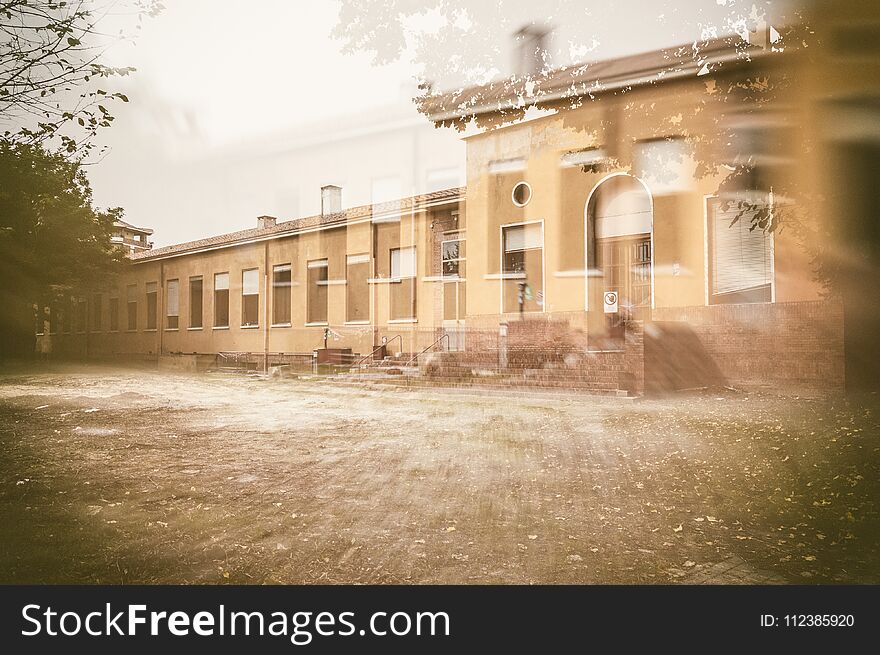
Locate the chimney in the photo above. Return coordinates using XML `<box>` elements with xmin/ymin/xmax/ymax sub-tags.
<box><xmin>257</xmin><ymin>215</ymin><xmax>277</xmax><ymax>229</ymax></box>
<box><xmin>741</xmin><ymin>19</ymin><xmax>780</xmax><ymax>50</ymax></box>
<box><xmin>321</xmin><ymin>185</ymin><xmax>342</xmax><ymax>216</ymax></box>
<box><xmin>513</xmin><ymin>24</ymin><xmax>551</xmax><ymax>77</ymax></box>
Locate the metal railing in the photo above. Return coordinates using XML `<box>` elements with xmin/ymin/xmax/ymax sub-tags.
<box><xmin>406</xmin><ymin>332</ymin><xmax>449</xmax><ymax>366</ymax></box>
<box><xmin>351</xmin><ymin>334</ymin><xmax>403</xmax><ymax>368</ymax></box>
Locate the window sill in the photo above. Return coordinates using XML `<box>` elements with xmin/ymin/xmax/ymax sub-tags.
<box><xmin>187</xmin><ymin>327</ymin><xmax>203</xmax><ymax>331</ymax></box>
<box><xmin>389</xmin><ymin>318</ymin><xmax>418</xmax><ymax>324</ymax></box>
<box><xmin>144</xmin><ymin>328</ymin><xmax>157</xmax><ymax>333</ymax></box>
<box><xmin>212</xmin><ymin>326</ymin><xmax>230</xmax><ymax>330</ymax></box>
<box><xmin>344</xmin><ymin>320</ymin><xmax>371</xmax><ymax>325</ymax></box>
<box><xmin>240</xmin><ymin>325</ymin><xmax>260</xmax><ymax>329</ymax></box>
<box><xmin>165</xmin><ymin>328</ymin><xmax>179</xmax><ymax>332</ymax></box>
<box><xmin>304</xmin><ymin>322</ymin><xmax>328</xmax><ymax>327</ymax></box>
<box><xmin>271</xmin><ymin>323</ymin><xmax>292</xmax><ymax>328</ymax></box>
<box><xmin>126</xmin><ymin>329</ymin><xmax>138</xmax><ymax>333</ymax></box>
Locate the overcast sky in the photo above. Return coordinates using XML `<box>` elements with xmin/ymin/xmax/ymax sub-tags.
<box><xmin>88</xmin><ymin>1</ymin><xmax>797</xmax><ymax>245</ymax></box>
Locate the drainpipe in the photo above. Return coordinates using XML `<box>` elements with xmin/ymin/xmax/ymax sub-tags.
<box><xmin>263</xmin><ymin>241</ymin><xmax>269</xmax><ymax>373</ymax></box>
<box><xmin>158</xmin><ymin>260</ymin><xmax>165</xmax><ymax>360</ymax></box>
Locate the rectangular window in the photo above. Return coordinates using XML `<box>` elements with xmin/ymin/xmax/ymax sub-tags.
<box><xmin>166</xmin><ymin>279</ymin><xmax>179</xmax><ymax>329</ymax></box>
<box><xmin>272</xmin><ymin>264</ymin><xmax>291</xmax><ymax>325</ymax></box>
<box><xmin>127</xmin><ymin>284</ymin><xmax>138</xmax><ymax>330</ymax></box>
<box><xmin>442</xmin><ymin>239</ymin><xmax>465</xmax><ymax>278</ymax></box>
<box><xmin>346</xmin><ymin>254</ymin><xmax>370</xmax><ymax>322</ymax></box>
<box><xmin>189</xmin><ymin>277</ymin><xmax>203</xmax><ymax>328</ymax></box>
<box><xmin>633</xmin><ymin>137</ymin><xmax>692</xmax><ymax>194</ymax></box>
<box><xmin>214</xmin><ymin>272</ymin><xmax>229</xmax><ymax>327</ymax></box>
<box><xmin>241</xmin><ymin>268</ymin><xmax>259</xmax><ymax>327</ymax></box>
<box><xmin>76</xmin><ymin>298</ymin><xmax>87</xmax><ymax>333</ymax></box>
<box><xmin>708</xmin><ymin>197</ymin><xmax>772</xmax><ymax>304</ymax></box>
<box><xmin>145</xmin><ymin>281</ymin><xmax>157</xmax><ymax>330</ymax></box>
<box><xmin>502</xmin><ymin>223</ymin><xmax>544</xmax><ymax>313</ymax></box>
<box><xmin>91</xmin><ymin>294</ymin><xmax>102</xmax><ymax>332</ymax></box>
<box><xmin>109</xmin><ymin>296</ymin><xmax>119</xmax><ymax>332</ymax></box>
<box><xmin>307</xmin><ymin>259</ymin><xmax>328</xmax><ymax>324</ymax></box>
<box><xmin>390</xmin><ymin>246</ymin><xmax>417</xmax><ymax>320</ymax></box>
<box><xmin>390</xmin><ymin>246</ymin><xmax>416</xmax><ymax>279</ymax></box>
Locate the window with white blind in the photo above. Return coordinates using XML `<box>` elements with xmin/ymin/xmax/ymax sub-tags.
<box><xmin>503</xmin><ymin>222</ymin><xmax>542</xmax><ymax>257</ymax></box>
<box><xmin>214</xmin><ymin>272</ymin><xmax>229</xmax><ymax>327</ymax></box>
<box><xmin>390</xmin><ymin>246</ymin><xmax>416</xmax><ymax>279</ymax></box>
<box><xmin>166</xmin><ymin>279</ymin><xmax>179</xmax><ymax>329</ymax></box>
<box><xmin>502</xmin><ymin>222</ymin><xmax>544</xmax><ymax>313</ymax></box>
<box><xmin>241</xmin><ymin>269</ymin><xmax>260</xmax><ymax>327</ymax></box>
<box><xmin>708</xmin><ymin>197</ymin><xmax>773</xmax><ymax>304</ymax></box>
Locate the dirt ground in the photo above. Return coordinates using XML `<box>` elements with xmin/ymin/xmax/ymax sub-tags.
<box><xmin>0</xmin><ymin>363</ymin><xmax>878</xmax><ymax>584</ymax></box>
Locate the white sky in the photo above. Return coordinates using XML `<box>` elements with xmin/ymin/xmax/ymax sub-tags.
<box><xmin>101</xmin><ymin>1</ymin><xmax>419</xmax><ymax>147</ymax></box>
<box><xmin>88</xmin><ymin>1</ymin><xmax>797</xmax><ymax>245</ymax></box>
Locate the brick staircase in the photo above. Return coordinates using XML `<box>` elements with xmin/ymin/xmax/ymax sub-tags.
<box><xmin>325</xmin><ymin>321</ymin><xmax>646</xmax><ymax>396</ymax></box>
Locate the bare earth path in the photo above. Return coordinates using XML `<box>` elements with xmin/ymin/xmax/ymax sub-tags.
<box><xmin>1</xmin><ymin>364</ymin><xmax>877</xmax><ymax>584</ymax></box>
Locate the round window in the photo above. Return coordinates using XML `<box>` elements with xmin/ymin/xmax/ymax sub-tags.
<box><xmin>512</xmin><ymin>181</ymin><xmax>531</xmax><ymax>207</ymax></box>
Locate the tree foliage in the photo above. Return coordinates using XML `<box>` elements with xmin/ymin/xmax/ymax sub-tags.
<box><xmin>1</xmin><ymin>0</ymin><xmax>163</xmax><ymax>157</ymax></box>
<box><xmin>0</xmin><ymin>140</ymin><xmax>126</xmax><ymax>356</ymax></box>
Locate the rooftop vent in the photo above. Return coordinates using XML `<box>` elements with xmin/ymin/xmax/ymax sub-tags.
<box><xmin>257</xmin><ymin>215</ymin><xmax>277</xmax><ymax>229</ymax></box>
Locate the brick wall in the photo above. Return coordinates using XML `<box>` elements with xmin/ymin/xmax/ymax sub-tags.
<box><xmin>426</xmin><ymin>320</ymin><xmax>645</xmax><ymax>394</ymax></box>
<box><xmin>650</xmin><ymin>300</ymin><xmax>845</xmax><ymax>391</ymax></box>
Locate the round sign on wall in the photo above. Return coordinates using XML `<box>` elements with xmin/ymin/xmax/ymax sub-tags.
<box><xmin>603</xmin><ymin>291</ymin><xmax>619</xmax><ymax>314</ymax></box>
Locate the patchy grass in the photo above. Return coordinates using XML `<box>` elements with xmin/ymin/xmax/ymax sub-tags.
<box><xmin>0</xmin><ymin>364</ymin><xmax>877</xmax><ymax>584</ymax></box>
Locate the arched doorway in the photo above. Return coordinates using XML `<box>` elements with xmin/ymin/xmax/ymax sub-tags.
<box><xmin>584</xmin><ymin>173</ymin><xmax>654</xmax><ymax>318</ymax></box>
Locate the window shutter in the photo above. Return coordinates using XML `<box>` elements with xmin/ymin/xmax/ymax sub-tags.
<box><xmin>391</xmin><ymin>247</ymin><xmax>416</xmax><ymax>278</ymax></box>
<box><xmin>166</xmin><ymin>280</ymin><xmax>179</xmax><ymax>316</ymax></box>
<box><xmin>711</xmin><ymin>199</ymin><xmax>772</xmax><ymax>295</ymax></box>
<box><xmin>242</xmin><ymin>269</ymin><xmax>259</xmax><ymax>295</ymax></box>
<box><xmin>504</xmin><ymin>223</ymin><xmax>542</xmax><ymax>252</ymax></box>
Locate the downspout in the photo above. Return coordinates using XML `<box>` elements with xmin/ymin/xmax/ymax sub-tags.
<box><xmin>158</xmin><ymin>260</ymin><xmax>164</xmax><ymax>360</ymax></box>
<box><xmin>263</xmin><ymin>240</ymin><xmax>269</xmax><ymax>373</ymax></box>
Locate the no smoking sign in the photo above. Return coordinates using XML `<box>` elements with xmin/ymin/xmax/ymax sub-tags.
<box><xmin>603</xmin><ymin>291</ymin><xmax>618</xmax><ymax>314</ymax></box>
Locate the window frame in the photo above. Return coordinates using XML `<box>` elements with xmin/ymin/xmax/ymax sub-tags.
<box><xmin>306</xmin><ymin>258</ymin><xmax>329</xmax><ymax>325</ymax></box>
<box><xmin>241</xmin><ymin>268</ymin><xmax>260</xmax><ymax>328</ymax></box>
<box><xmin>703</xmin><ymin>194</ymin><xmax>775</xmax><ymax>306</ymax></box>
<box><xmin>213</xmin><ymin>272</ymin><xmax>230</xmax><ymax>329</ymax></box>
<box><xmin>441</xmin><ymin>237</ymin><xmax>465</xmax><ymax>279</ymax></box>
<box><xmin>500</xmin><ymin>220</ymin><xmax>545</xmax><ymax>314</ymax></box>
<box><xmin>189</xmin><ymin>276</ymin><xmax>203</xmax><ymax>329</ymax></box>
<box><xmin>165</xmin><ymin>279</ymin><xmax>180</xmax><ymax>330</ymax></box>
<box><xmin>271</xmin><ymin>263</ymin><xmax>292</xmax><ymax>327</ymax></box>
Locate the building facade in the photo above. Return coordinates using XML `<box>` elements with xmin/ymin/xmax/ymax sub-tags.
<box><xmin>38</xmin><ymin>4</ymin><xmax>880</xmax><ymax>391</ymax></box>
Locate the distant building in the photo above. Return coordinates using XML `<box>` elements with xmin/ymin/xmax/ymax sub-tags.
<box><xmin>112</xmin><ymin>219</ymin><xmax>153</xmax><ymax>255</ymax></box>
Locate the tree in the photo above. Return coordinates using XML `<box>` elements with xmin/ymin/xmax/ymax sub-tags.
<box><xmin>1</xmin><ymin>0</ymin><xmax>163</xmax><ymax>157</ymax></box>
<box><xmin>0</xmin><ymin>140</ymin><xmax>125</xmax><ymax>358</ymax></box>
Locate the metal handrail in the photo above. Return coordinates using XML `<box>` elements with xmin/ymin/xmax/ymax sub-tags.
<box><xmin>351</xmin><ymin>334</ymin><xmax>402</xmax><ymax>368</ymax></box>
<box><xmin>406</xmin><ymin>333</ymin><xmax>449</xmax><ymax>366</ymax></box>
